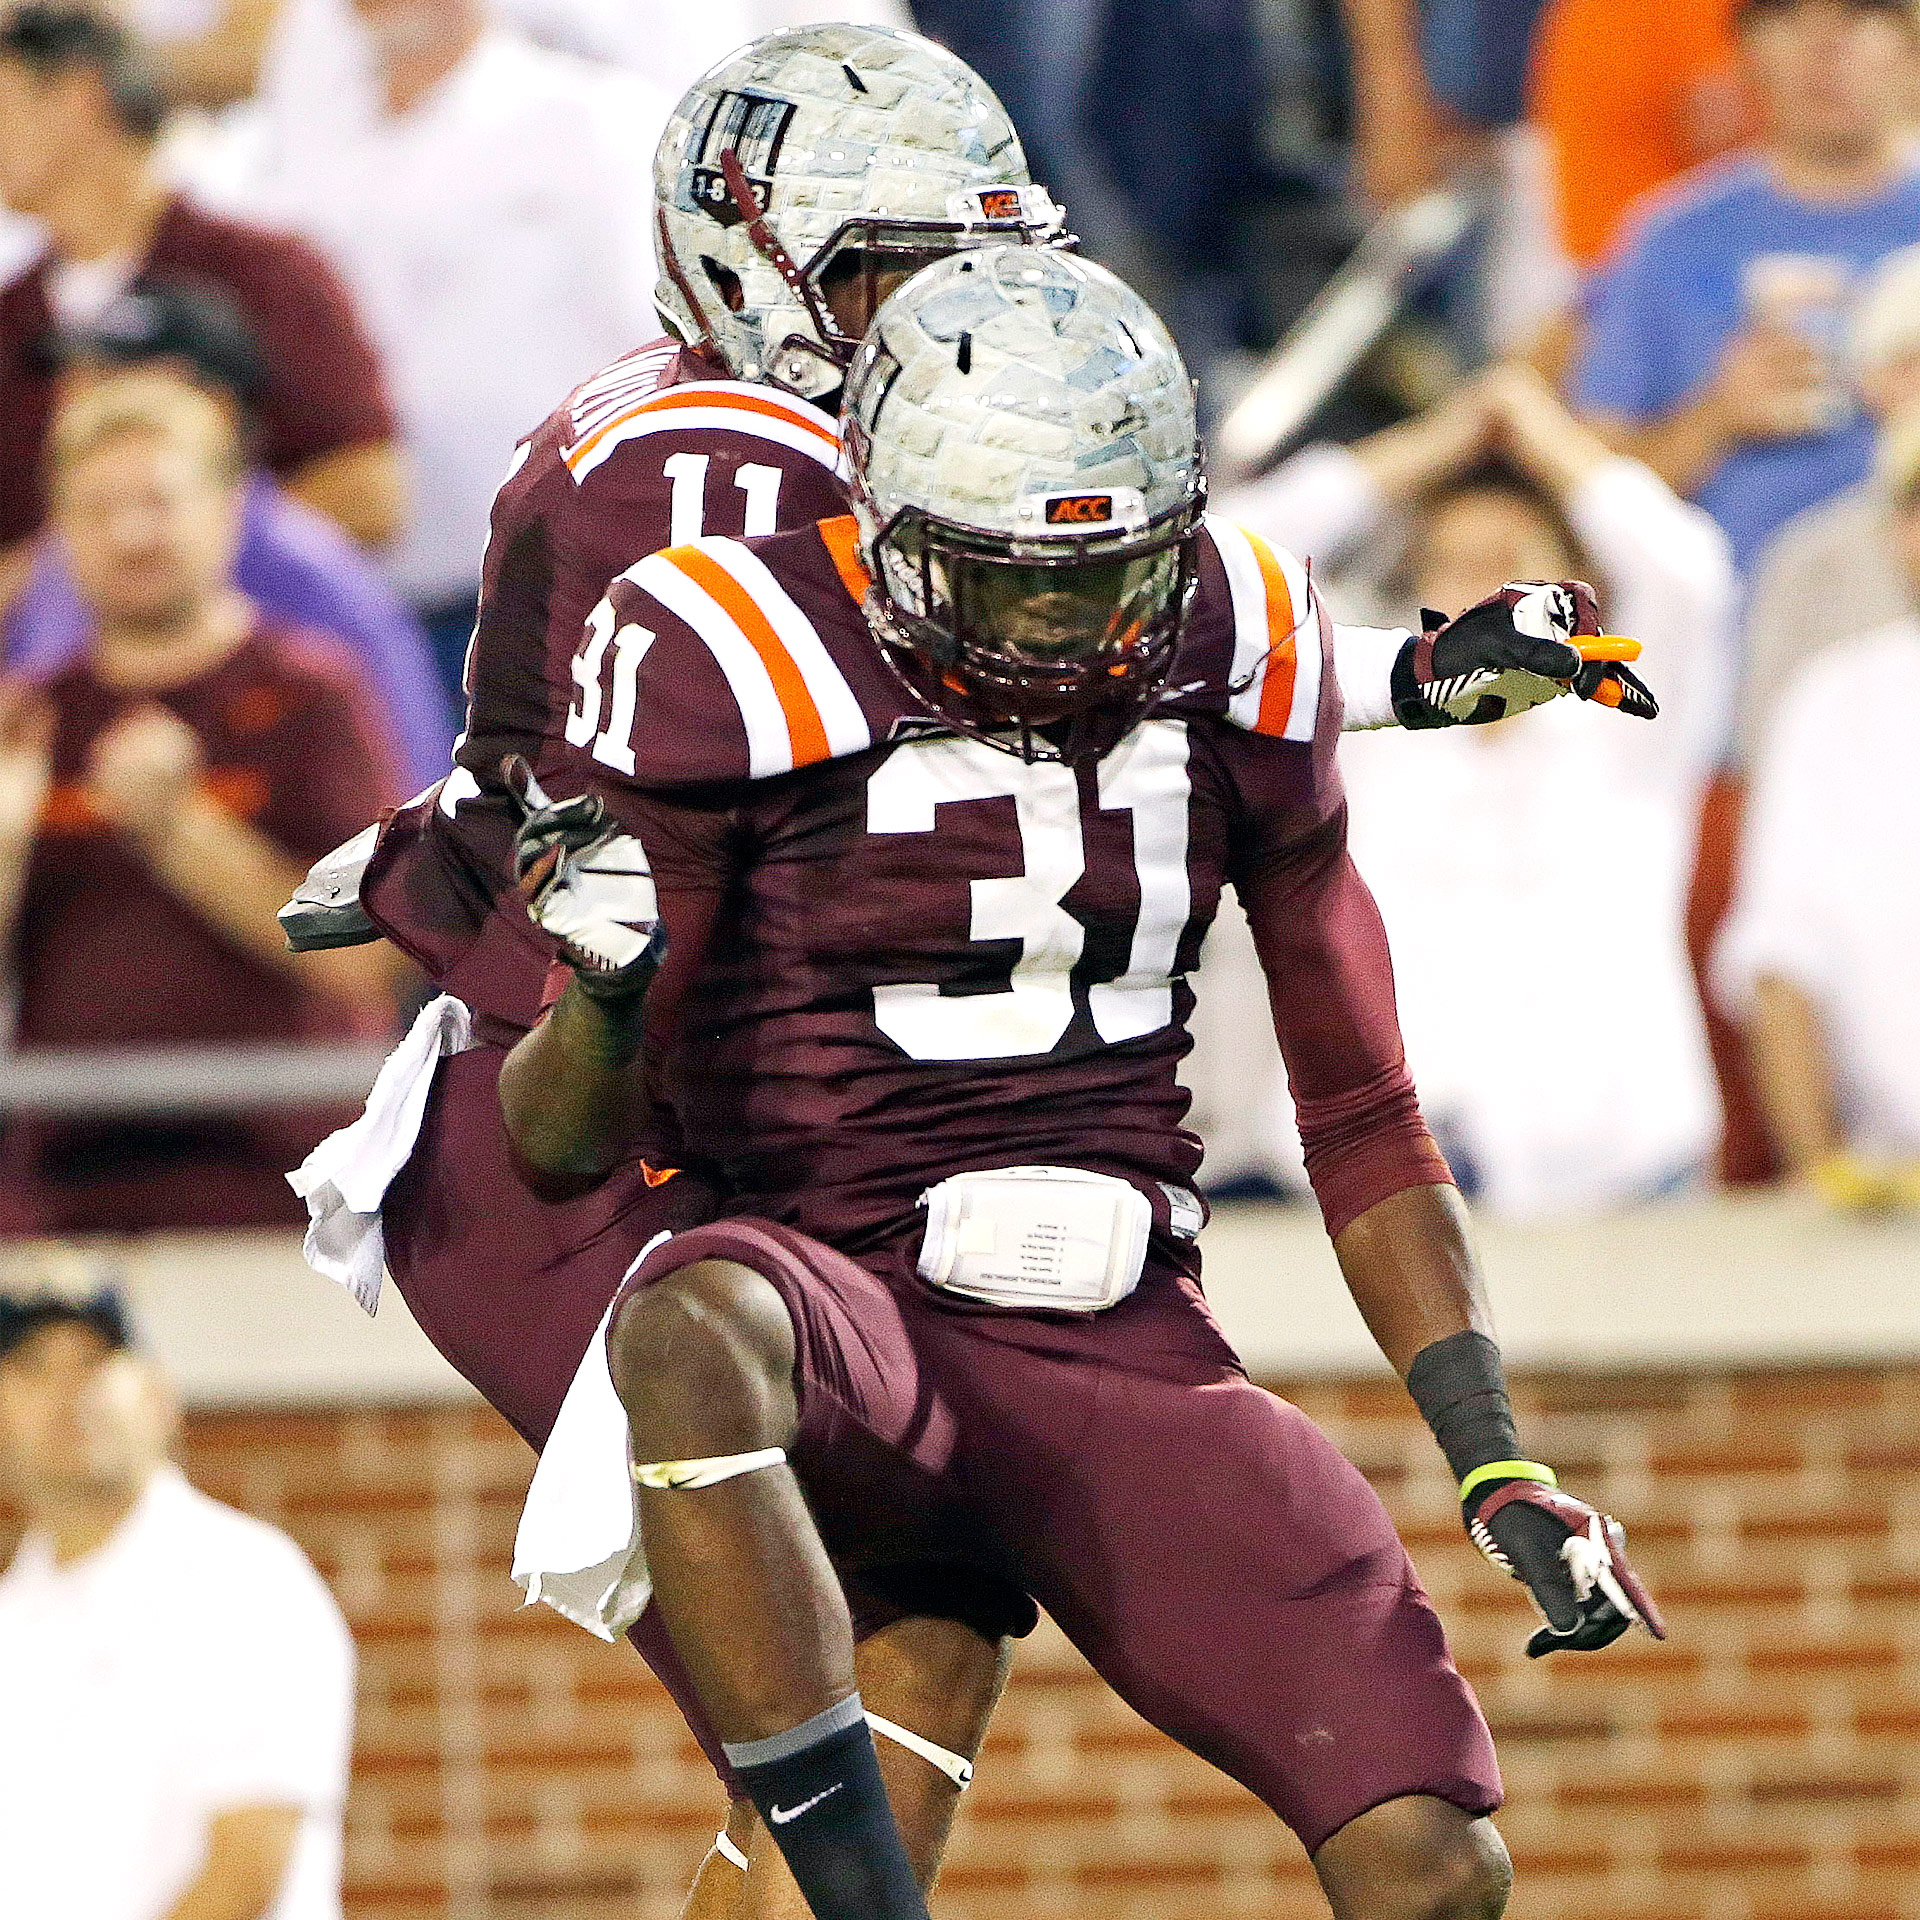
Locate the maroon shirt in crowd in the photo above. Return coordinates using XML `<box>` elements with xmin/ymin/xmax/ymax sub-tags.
<box><xmin>0</xmin><ymin>621</ymin><xmax>404</xmax><ymax>1233</ymax></box>
<box><xmin>0</xmin><ymin>196</ymin><xmax>397</xmax><ymax>546</ymax></box>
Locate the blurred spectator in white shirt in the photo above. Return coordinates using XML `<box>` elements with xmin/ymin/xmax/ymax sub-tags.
<box><xmin>1716</xmin><ymin>418</ymin><xmax>1920</xmax><ymax>1209</ymax></box>
<box><xmin>1739</xmin><ymin>241</ymin><xmax>1920</xmax><ymax>767</ymax></box>
<box><xmin>0</xmin><ymin>1286</ymin><xmax>355</xmax><ymax>1920</ymax></box>
<box><xmin>132</xmin><ymin>0</ymin><xmax>757</xmax><ymax>117</ymax></box>
<box><xmin>1190</xmin><ymin>368</ymin><xmax>1731</xmax><ymax>1215</ymax></box>
<box><xmin>217</xmin><ymin>0</ymin><xmax>670</xmax><ymax>691</ymax></box>
<box><xmin>244</xmin><ymin>0</ymin><xmax>743</xmax><ymax>134</ymax></box>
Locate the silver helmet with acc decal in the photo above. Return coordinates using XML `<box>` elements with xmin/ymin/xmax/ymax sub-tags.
<box><xmin>652</xmin><ymin>25</ymin><xmax>1064</xmax><ymax>402</ymax></box>
<box><xmin>842</xmin><ymin>245</ymin><xmax>1206</xmax><ymax>757</ymax></box>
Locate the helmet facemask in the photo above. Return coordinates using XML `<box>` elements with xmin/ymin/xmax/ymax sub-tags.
<box><xmin>805</xmin><ymin>198</ymin><xmax>1066</xmax><ymax>367</ymax></box>
<box><xmin>843</xmin><ymin>244</ymin><xmax>1204</xmax><ymax>761</ymax></box>
<box><xmin>865</xmin><ymin>492</ymin><xmax>1205</xmax><ymax>762</ymax></box>
<box><xmin>671</xmin><ymin>152</ymin><xmax>1067</xmax><ymax>395</ymax></box>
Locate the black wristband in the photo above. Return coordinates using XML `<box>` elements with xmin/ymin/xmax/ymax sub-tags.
<box><xmin>1406</xmin><ymin>1329</ymin><xmax>1522</xmax><ymax>1488</ymax></box>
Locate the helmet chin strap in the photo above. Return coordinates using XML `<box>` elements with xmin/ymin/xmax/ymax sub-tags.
<box><xmin>655</xmin><ymin>201</ymin><xmax>721</xmax><ymax>361</ymax></box>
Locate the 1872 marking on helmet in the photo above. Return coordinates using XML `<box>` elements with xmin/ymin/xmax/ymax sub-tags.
<box><xmin>689</xmin><ymin>91</ymin><xmax>798</xmax><ymax>225</ymax></box>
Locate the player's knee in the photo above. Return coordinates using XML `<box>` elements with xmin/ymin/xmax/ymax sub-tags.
<box><xmin>1406</xmin><ymin>1819</ymin><xmax>1511</xmax><ymax>1920</ymax></box>
<box><xmin>608</xmin><ymin>1258</ymin><xmax>797</xmax><ymax>1451</ymax></box>
<box><xmin>1318</xmin><ymin>1802</ymin><xmax>1510</xmax><ymax>1920</ymax></box>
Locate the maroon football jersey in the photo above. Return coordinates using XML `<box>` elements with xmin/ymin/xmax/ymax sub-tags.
<box><xmin>576</xmin><ymin>514</ymin><xmax>1450</xmax><ymax>1249</ymax></box>
<box><xmin>359</xmin><ymin>342</ymin><xmax>851</xmax><ymax>1037</ymax></box>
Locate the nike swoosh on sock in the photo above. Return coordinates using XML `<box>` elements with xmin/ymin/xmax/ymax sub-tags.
<box><xmin>769</xmin><ymin>1781</ymin><xmax>846</xmax><ymax>1825</ymax></box>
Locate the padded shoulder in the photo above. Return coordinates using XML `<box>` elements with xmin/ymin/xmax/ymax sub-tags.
<box><xmin>1158</xmin><ymin>519</ymin><xmax>1328</xmax><ymax>743</ymax></box>
<box><xmin>562</xmin><ymin>367</ymin><xmax>846</xmax><ymax>486</ymax></box>
<box><xmin>594</xmin><ymin>522</ymin><xmax>909</xmax><ymax>790</ymax></box>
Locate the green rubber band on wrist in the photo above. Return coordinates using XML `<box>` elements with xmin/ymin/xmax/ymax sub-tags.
<box><xmin>1458</xmin><ymin>1459</ymin><xmax>1558</xmax><ymax>1504</ymax></box>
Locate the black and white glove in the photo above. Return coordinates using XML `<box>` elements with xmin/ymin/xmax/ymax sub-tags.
<box><xmin>1392</xmin><ymin>580</ymin><xmax>1659</xmax><ymax>730</ymax></box>
<box><xmin>1409</xmin><ymin>1329</ymin><xmax>1666</xmax><ymax>1658</ymax></box>
<box><xmin>1462</xmin><ymin>1467</ymin><xmax>1667</xmax><ymax>1659</ymax></box>
<box><xmin>503</xmin><ymin>755</ymin><xmax>663</xmax><ymax>998</ymax></box>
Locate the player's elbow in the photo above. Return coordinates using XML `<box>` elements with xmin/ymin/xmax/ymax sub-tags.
<box><xmin>1298</xmin><ymin>1065</ymin><xmax>1455</xmax><ymax>1239</ymax></box>
<box><xmin>507</xmin><ymin>1139</ymin><xmax>611</xmax><ymax>1204</ymax></box>
<box><xmin>499</xmin><ymin>1105</ymin><xmax>617</xmax><ymax>1202</ymax></box>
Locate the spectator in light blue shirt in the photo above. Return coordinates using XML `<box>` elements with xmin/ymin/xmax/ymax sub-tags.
<box><xmin>1573</xmin><ymin>0</ymin><xmax>1920</xmax><ymax>582</ymax></box>
<box><xmin>5</xmin><ymin>281</ymin><xmax>452</xmax><ymax>789</ymax></box>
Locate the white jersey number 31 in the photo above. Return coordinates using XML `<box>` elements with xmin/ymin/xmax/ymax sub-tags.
<box><xmin>865</xmin><ymin>725</ymin><xmax>1194</xmax><ymax>1061</ymax></box>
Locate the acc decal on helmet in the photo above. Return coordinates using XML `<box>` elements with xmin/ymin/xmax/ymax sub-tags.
<box><xmin>842</xmin><ymin>246</ymin><xmax>1206</xmax><ymax>759</ymax></box>
<box><xmin>653</xmin><ymin>25</ymin><xmax>1065</xmax><ymax>401</ymax></box>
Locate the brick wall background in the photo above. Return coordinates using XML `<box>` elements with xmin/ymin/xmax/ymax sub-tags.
<box><xmin>9</xmin><ymin>1364</ymin><xmax>1920</xmax><ymax>1920</ymax></box>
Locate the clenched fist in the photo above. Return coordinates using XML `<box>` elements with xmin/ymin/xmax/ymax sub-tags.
<box><xmin>85</xmin><ymin>704</ymin><xmax>203</xmax><ymax>849</ymax></box>
<box><xmin>504</xmin><ymin>755</ymin><xmax>664</xmax><ymax>997</ymax></box>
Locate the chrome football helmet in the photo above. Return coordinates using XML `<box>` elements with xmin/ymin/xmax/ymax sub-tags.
<box><xmin>653</xmin><ymin>25</ymin><xmax>1065</xmax><ymax>401</ymax></box>
<box><xmin>844</xmin><ymin>246</ymin><xmax>1205</xmax><ymax>758</ymax></box>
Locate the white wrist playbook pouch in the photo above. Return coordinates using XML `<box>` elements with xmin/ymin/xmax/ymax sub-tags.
<box><xmin>915</xmin><ymin>1165</ymin><xmax>1156</xmax><ymax>1313</ymax></box>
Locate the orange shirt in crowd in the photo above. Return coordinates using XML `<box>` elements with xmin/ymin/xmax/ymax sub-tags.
<box><xmin>1532</xmin><ymin>0</ymin><xmax>1749</xmax><ymax>268</ymax></box>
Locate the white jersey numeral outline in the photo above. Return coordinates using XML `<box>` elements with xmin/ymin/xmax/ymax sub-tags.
<box><xmin>866</xmin><ymin>727</ymin><xmax>1194</xmax><ymax>1062</ymax></box>
<box><xmin>663</xmin><ymin>452</ymin><xmax>787</xmax><ymax>544</ymax></box>
<box><xmin>1092</xmin><ymin>722</ymin><xmax>1194</xmax><ymax>1043</ymax></box>
<box><xmin>566</xmin><ymin>596</ymin><xmax>654</xmax><ymax>776</ymax></box>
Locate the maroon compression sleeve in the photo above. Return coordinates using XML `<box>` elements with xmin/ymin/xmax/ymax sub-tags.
<box><xmin>1235</xmin><ymin>804</ymin><xmax>1453</xmax><ymax>1236</ymax></box>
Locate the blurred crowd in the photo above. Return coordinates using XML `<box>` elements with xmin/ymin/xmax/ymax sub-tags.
<box><xmin>0</xmin><ymin>0</ymin><xmax>1910</xmax><ymax>1236</ymax></box>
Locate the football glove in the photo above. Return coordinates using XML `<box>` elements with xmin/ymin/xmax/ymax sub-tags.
<box><xmin>504</xmin><ymin>755</ymin><xmax>664</xmax><ymax>997</ymax></box>
<box><xmin>1392</xmin><ymin>581</ymin><xmax>1659</xmax><ymax>730</ymax></box>
<box><xmin>1463</xmin><ymin>1467</ymin><xmax>1667</xmax><ymax>1659</ymax></box>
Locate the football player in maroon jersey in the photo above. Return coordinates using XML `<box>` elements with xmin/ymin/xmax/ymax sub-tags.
<box><xmin>278</xmin><ymin>26</ymin><xmax>1073</xmax><ymax>1914</ymax></box>
<box><xmin>286</xmin><ymin>23</ymin><xmax>1651</xmax><ymax>1911</ymax></box>
<box><xmin>498</xmin><ymin>248</ymin><xmax>1662</xmax><ymax>1920</ymax></box>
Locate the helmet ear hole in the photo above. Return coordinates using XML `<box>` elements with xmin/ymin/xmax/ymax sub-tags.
<box><xmin>701</xmin><ymin>256</ymin><xmax>746</xmax><ymax>313</ymax></box>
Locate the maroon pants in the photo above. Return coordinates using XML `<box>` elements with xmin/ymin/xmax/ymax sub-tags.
<box><xmin>619</xmin><ymin>1217</ymin><xmax>1503</xmax><ymax>1855</ymax></box>
<box><xmin>378</xmin><ymin>1046</ymin><xmax>739</xmax><ymax>1789</ymax></box>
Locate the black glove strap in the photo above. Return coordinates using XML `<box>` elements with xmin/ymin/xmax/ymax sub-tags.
<box><xmin>1406</xmin><ymin>1329</ymin><xmax>1523</xmax><ymax>1488</ymax></box>
<box><xmin>566</xmin><ymin>927</ymin><xmax>667</xmax><ymax>1005</ymax></box>
<box><xmin>1389</xmin><ymin>635</ymin><xmax>1453</xmax><ymax>731</ymax></box>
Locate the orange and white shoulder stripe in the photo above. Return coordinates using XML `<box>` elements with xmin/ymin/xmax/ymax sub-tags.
<box><xmin>564</xmin><ymin>380</ymin><xmax>843</xmax><ymax>485</ymax></box>
<box><xmin>1208</xmin><ymin>518</ymin><xmax>1323</xmax><ymax>743</ymax></box>
<box><xmin>632</xmin><ymin>536</ymin><xmax>872</xmax><ymax>779</ymax></box>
